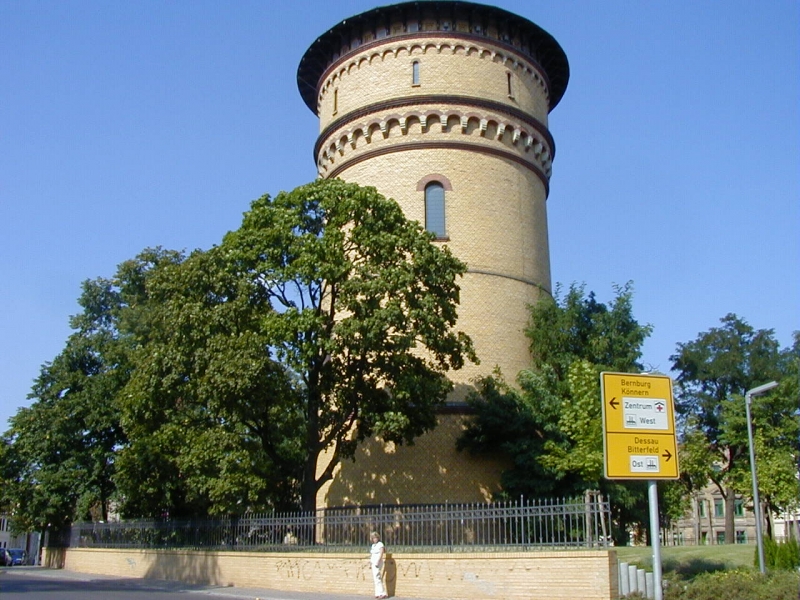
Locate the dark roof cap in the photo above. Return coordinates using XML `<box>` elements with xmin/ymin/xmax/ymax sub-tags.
<box><xmin>297</xmin><ymin>1</ymin><xmax>569</xmax><ymax>114</ymax></box>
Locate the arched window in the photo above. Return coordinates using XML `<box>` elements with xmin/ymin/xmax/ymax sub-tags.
<box><xmin>425</xmin><ymin>182</ymin><xmax>446</xmax><ymax>238</ymax></box>
<box><xmin>412</xmin><ymin>61</ymin><xmax>420</xmax><ymax>85</ymax></box>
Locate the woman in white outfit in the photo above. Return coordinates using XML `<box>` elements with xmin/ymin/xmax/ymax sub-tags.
<box><xmin>369</xmin><ymin>531</ymin><xmax>387</xmax><ymax>598</ymax></box>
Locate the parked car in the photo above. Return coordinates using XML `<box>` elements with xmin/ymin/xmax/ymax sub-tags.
<box><xmin>4</xmin><ymin>548</ymin><xmax>26</xmax><ymax>566</ymax></box>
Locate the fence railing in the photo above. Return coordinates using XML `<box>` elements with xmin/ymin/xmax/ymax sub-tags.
<box><xmin>69</xmin><ymin>495</ymin><xmax>611</xmax><ymax>552</ymax></box>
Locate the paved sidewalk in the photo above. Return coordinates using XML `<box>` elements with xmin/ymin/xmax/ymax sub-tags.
<box><xmin>2</xmin><ymin>566</ymin><xmax>438</xmax><ymax>600</ymax></box>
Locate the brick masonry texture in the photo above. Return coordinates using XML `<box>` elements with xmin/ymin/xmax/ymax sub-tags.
<box><xmin>317</xmin><ymin>38</ymin><xmax>551</xmax><ymax>127</ymax></box>
<box><xmin>309</xmin><ymin>9</ymin><xmax>560</xmax><ymax>509</ymax></box>
<box><xmin>338</xmin><ymin>144</ymin><xmax>550</xmax><ymax>386</ymax></box>
<box><xmin>56</xmin><ymin>547</ymin><xmax>619</xmax><ymax>600</ymax></box>
<box><xmin>320</xmin><ymin>414</ymin><xmax>508</xmax><ymax>506</ymax></box>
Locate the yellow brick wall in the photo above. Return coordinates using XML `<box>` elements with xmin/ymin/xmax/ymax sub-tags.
<box><xmin>338</xmin><ymin>147</ymin><xmax>550</xmax><ymax>386</ymax></box>
<box><xmin>309</xmin><ymin>21</ymin><xmax>558</xmax><ymax>509</ymax></box>
<box><xmin>319</xmin><ymin>414</ymin><xmax>508</xmax><ymax>506</ymax></box>
<box><xmin>59</xmin><ymin>547</ymin><xmax>619</xmax><ymax>600</ymax></box>
<box><xmin>319</xmin><ymin>37</ymin><xmax>551</xmax><ymax>127</ymax></box>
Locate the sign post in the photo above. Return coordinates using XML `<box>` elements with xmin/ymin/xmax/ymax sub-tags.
<box><xmin>601</xmin><ymin>372</ymin><xmax>679</xmax><ymax>600</ymax></box>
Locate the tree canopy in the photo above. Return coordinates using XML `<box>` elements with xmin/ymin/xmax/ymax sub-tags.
<box><xmin>120</xmin><ymin>179</ymin><xmax>476</xmax><ymax>513</ymax></box>
<box><xmin>2</xmin><ymin>179</ymin><xmax>475</xmax><ymax>526</ymax></box>
<box><xmin>113</xmin><ymin>246</ymin><xmax>303</xmax><ymax>517</ymax></box>
<box><xmin>459</xmin><ymin>283</ymin><xmax>659</xmax><ymax>543</ymax></box>
<box><xmin>0</xmin><ymin>267</ymin><xmax>146</xmax><ymax>531</ymax></box>
<box><xmin>671</xmin><ymin>315</ymin><xmax>798</xmax><ymax>541</ymax></box>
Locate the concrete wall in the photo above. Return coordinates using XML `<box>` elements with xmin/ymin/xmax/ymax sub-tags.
<box><xmin>54</xmin><ymin>547</ymin><xmax>619</xmax><ymax>600</ymax></box>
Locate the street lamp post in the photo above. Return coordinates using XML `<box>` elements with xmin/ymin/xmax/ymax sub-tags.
<box><xmin>745</xmin><ymin>380</ymin><xmax>779</xmax><ymax>575</ymax></box>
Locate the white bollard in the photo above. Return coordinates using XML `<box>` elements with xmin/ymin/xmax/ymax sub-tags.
<box><xmin>645</xmin><ymin>571</ymin><xmax>655</xmax><ymax>599</ymax></box>
<box><xmin>628</xmin><ymin>564</ymin><xmax>638</xmax><ymax>594</ymax></box>
<box><xmin>619</xmin><ymin>562</ymin><xmax>630</xmax><ymax>596</ymax></box>
<box><xmin>637</xmin><ymin>569</ymin><xmax>646</xmax><ymax>596</ymax></box>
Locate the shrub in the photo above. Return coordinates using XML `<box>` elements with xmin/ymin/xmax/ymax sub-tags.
<box><xmin>775</xmin><ymin>538</ymin><xmax>799</xmax><ymax>570</ymax></box>
<box><xmin>757</xmin><ymin>537</ymin><xmax>800</xmax><ymax>570</ymax></box>
<box><xmin>664</xmin><ymin>569</ymin><xmax>800</xmax><ymax>600</ymax></box>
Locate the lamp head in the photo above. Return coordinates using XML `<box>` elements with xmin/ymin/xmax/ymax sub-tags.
<box><xmin>746</xmin><ymin>381</ymin><xmax>779</xmax><ymax>398</ymax></box>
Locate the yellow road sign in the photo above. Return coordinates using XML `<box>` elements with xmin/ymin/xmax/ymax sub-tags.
<box><xmin>601</xmin><ymin>372</ymin><xmax>680</xmax><ymax>480</ymax></box>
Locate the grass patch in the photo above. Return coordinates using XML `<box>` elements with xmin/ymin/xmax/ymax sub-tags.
<box><xmin>615</xmin><ymin>545</ymin><xmax>800</xmax><ymax>600</ymax></box>
<box><xmin>616</xmin><ymin>544</ymin><xmax>754</xmax><ymax>575</ymax></box>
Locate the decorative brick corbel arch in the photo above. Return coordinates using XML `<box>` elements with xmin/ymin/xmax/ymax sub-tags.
<box><xmin>416</xmin><ymin>174</ymin><xmax>453</xmax><ymax>191</ymax></box>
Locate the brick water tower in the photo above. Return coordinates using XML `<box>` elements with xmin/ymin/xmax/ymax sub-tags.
<box><xmin>298</xmin><ymin>1</ymin><xmax>569</xmax><ymax>507</ymax></box>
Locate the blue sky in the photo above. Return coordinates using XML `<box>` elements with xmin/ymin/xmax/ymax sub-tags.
<box><xmin>1</xmin><ymin>0</ymin><xmax>798</xmax><ymax>429</ymax></box>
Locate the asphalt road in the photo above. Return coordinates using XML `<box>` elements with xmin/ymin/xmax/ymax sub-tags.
<box><xmin>0</xmin><ymin>566</ymin><xmax>415</xmax><ymax>600</ymax></box>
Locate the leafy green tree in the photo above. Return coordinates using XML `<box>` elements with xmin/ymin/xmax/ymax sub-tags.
<box><xmin>0</xmin><ymin>247</ymin><xmax>193</xmax><ymax>531</ymax></box>
<box><xmin>526</xmin><ymin>283</ymin><xmax>652</xmax><ymax>381</ymax></box>
<box><xmin>724</xmin><ymin>332</ymin><xmax>800</xmax><ymax>536</ymax></box>
<box><xmin>538</xmin><ymin>360</ymin><xmax>603</xmax><ymax>479</ymax></box>
<box><xmin>116</xmin><ymin>247</ymin><xmax>305</xmax><ymax>516</ymax></box>
<box><xmin>0</xmin><ymin>274</ymin><xmax>136</xmax><ymax>532</ymax></box>
<box><xmin>460</xmin><ymin>283</ymin><xmax>655</xmax><ymax>543</ymax></box>
<box><xmin>121</xmin><ymin>179</ymin><xmax>475</xmax><ymax>513</ymax></box>
<box><xmin>671</xmin><ymin>314</ymin><xmax>796</xmax><ymax>543</ymax></box>
<box><xmin>456</xmin><ymin>373</ymin><xmax>576</xmax><ymax>498</ymax></box>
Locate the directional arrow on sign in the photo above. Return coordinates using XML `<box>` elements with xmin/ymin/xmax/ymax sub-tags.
<box><xmin>662</xmin><ymin>449</ymin><xmax>672</xmax><ymax>462</ymax></box>
<box><xmin>609</xmin><ymin>397</ymin><xmax>619</xmax><ymax>410</ymax></box>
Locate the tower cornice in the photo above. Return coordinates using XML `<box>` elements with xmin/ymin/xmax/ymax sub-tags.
<box><xmin>298</xmin><ymin>1</ymin><xmax>569</xmax><ymax>113</ymax></box>
<box><xmin>315</xmin><ymin>94</ymin><xmax>555</xmax><ymax>160</ymax></box>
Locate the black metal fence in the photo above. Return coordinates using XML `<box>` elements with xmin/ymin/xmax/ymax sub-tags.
<box><xmin>70</xmin><ymin>496</ymin><xmax>611</xmax><ymax>552</ymax></box>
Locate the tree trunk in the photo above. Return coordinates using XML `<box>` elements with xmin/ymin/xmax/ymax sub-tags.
<box><xmin>765</xmin><ymin>501</ymin><xmax>774</xmax><ymax>540</ymax></box>
<box><xmin>301</xmin><ymin>454</ymin><xmax>319</xmax><ymax>513</ymax></box>
<box><xmin>302</xmin><ymin>385</ymin><xmax>322</xmax><ymax>514</ymax></box>
<box><xmin>725</xmin><ymin>488</ymin><xmax>735</xmax><ymax>544</ymax></box>
<box><xmin>693</xmin><ymin>496</ymin><xmax>701</xmax><ymax>545</ymax></box>
<box><xmin>707</xmin><ymin>499</ymin><xmax>714</xmax><ymax>544</ymax></box>
<box><xmin>584</xmin><ymin>490</ymin><xmax>594</xmax><ymax>548</ymax></box>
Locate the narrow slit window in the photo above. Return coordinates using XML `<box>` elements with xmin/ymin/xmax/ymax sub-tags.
<box><xmin>412</xmin><ymin>61</ymin><xmax>420</xmax><ymax>85</ymax></box>
<box><xmin>333</xmin><ymin>88</ymin><xmax>338</xmax><ymax>114</ymax></box>
<box><xmin>506</xmin><ymin>72</ymin><xmax>513</xmax><ymax>97</ymax></box>
<box><xmin>425</xmin><ymin>182</ymin><xmax>446</xmax><ymax>238</ymax></box>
